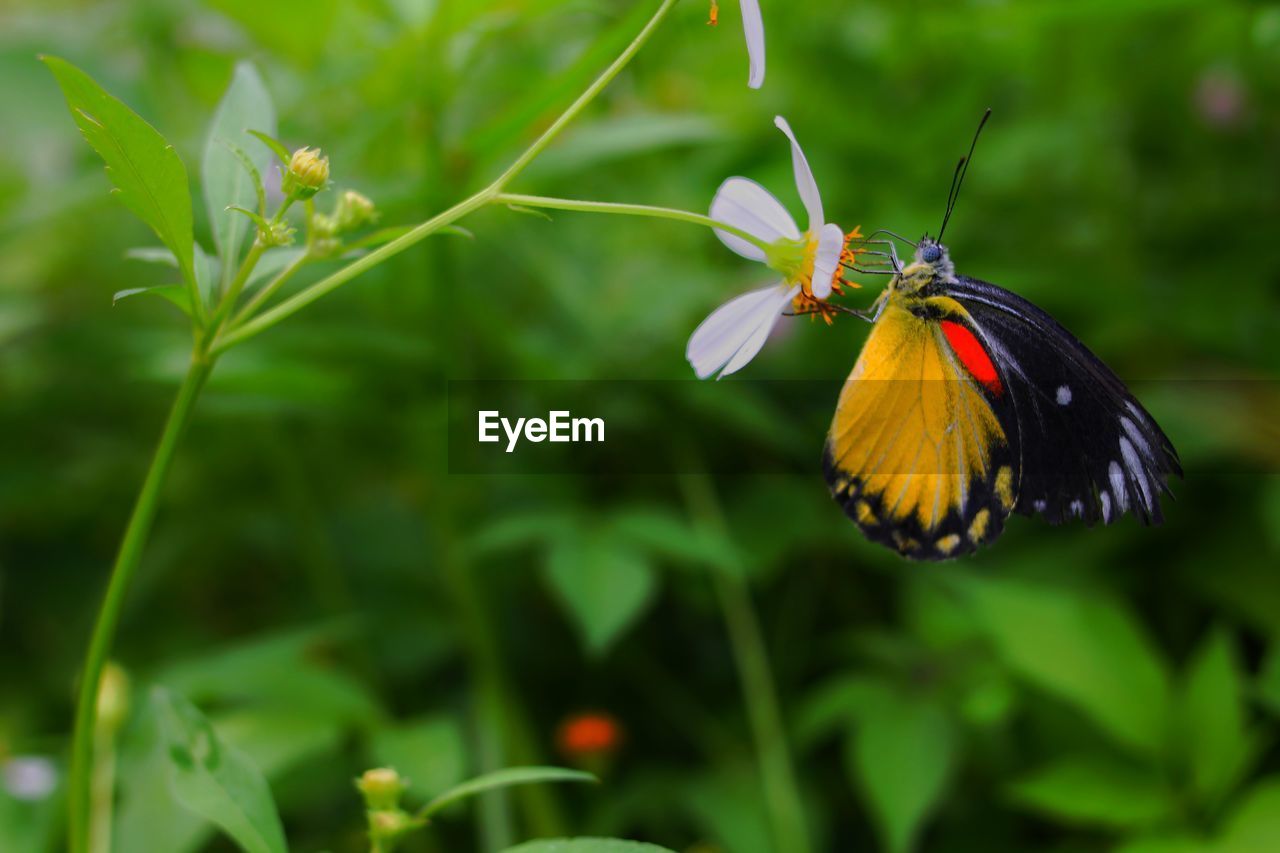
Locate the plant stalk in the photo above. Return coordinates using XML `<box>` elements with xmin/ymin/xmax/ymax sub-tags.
<box><xmin>66</xmin><ymin>2</ymin><xmax>683</xmax><ymax>846</ymax></box>
<box><xmin>681</xmin><ymin>473</ymin><xmax>811</xmax><ymax>853</ymax></box>
<box><xmin>493</xmin><ymin>192</ymin><xmax>771</xmax><ymax>252</ymax></box>
<box><xmin>67</xmin><ymin>354</ymin><xmax>212</xmax><ymax>853</ymax></box>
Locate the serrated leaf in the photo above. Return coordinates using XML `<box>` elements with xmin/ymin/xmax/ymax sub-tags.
<box><xmin>847</xmin><ymin>695</ymin><xmax>955</xmax><ymax>853</ymax></box>
<box><xmin>952</xmin><ymin>574</ymin><xmax>1171</xmax><ymax>757</ymax></box>
<box><xmin>544</xmin><ymin>533</ymin><xmax>657</xmax><ymax>656</ymax></box>
<box><xmin>113</xmin><ymin>284</ymin><xmax>193</xmax><ymax>316</ymax></box>
<box><xmin>1181</xmin><ymin>629</ymin><xmax>1252</xmax><ymax>807</ymax></box>
<box><xmin>44</xmin><ymin>55</ymin><xmax>195</xmax><ymax>294</ymax></box>
<box><xmin>152</xmin><ymin>688</ymin><xmax>287</xmax><ymax>853</ymax></box>
<box><xmin>203</xmin><ymin>62</ymin><xmax>275</xmax><ymax>288</ymax></box>
<box><xmin>502</xmin><ymin>840</ymin><xmax>677</xmax><ymax>853</ymax></box>
<box><xmin>1008</xmin><ymin>756</ymin><xmax>1173</xmax><ymax>828</ymax></box>
<box><xmin>420</xmin><ymin>767</ymin><xmax>596</xmax><ymax>820</ymax></box>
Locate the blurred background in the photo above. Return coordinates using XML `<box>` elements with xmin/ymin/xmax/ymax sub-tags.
<box><xmin>3</xmin><ymin>0</ymin><xmax>1280</xmax><ymax>850</ymax></box>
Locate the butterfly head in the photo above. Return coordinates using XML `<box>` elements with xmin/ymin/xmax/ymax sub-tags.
<box><xmin>893</xmin><ymin>237</ymin><xmax>956</xmax><ymax>295</ymax></box>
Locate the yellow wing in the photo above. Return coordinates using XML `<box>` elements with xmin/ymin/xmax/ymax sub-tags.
<box><xmin>824</xmin><ymin>297</ymin><xmax>1017</xmax><ymax>560</ymax></box>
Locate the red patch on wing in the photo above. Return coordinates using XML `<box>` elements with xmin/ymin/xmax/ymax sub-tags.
<box><xmin>941</xmin><ymin>320</ymin><xmax>1003</xmax><ymax>396</ymax></box>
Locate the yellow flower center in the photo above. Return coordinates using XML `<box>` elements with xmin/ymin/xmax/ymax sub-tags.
<box><xmin>786</xmin><ymin>227</ymin><xmax>866</xmax><ymax>325</ymax></box>
<box><xmin>763</xmin><ymin>233</ymin><xmax>820</xmax><ymax>294</ymax></box>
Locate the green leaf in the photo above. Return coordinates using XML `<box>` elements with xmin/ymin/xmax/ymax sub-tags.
<box><xmin>220</xmin><ymin>139</ymin><xmax>267</xmax><ymax>216</ymax></box>
<box><xmin>847</xmin><ymin>694</ymin><xmax>955</xmax><ymax>853</ymax></box>
<box><xmin>1113</xmin><ymin>836</ymin><xmax>1207</xmax><ymax>853</ymax></box>
<box><xmin>370</xmin><ymin>716</ymin><xmax>468</xmax><ymax>798</ymax></box>
<box><xmin>794</xmin><ymin>675</ymin><xmax>893</xmax><ymax>750</ymax></box>
<box><xmin>506</xmin><ymin>203</ymin><xmax>554</xmax><ymax>221</ymax></box>
<box><xmin>501</xmin><ymin>840</ymin><xmax>677</xmax><ymax>853</ymax></box>
<box><xmin>203</xmin><ymin>62</ymin><xmax>275</xmax><ymax>287</ymax></box>
<box><xmin>608</xmin><ymin>507</ymin><xmax>738</xmax><ymax>573</ymax></box>
<box><xmin>1180</xmin><ymin>629</ymin><xmax>1253</xmax><ymax>807</ymax></box>
<box><xmin>1008</xmin><ymin>755</ymin><xmax>1173</xmax><ymax>828</ymax></box>
<box><xmin>420</xmin><ymin>767</ymin><xmax>596</xmax><ymax>820</ymax></box>
<box><xmin>248</xmin><ymin>129</ymin><xmax>291</xmax><ymax>166</ymax></box>
<box><xmin>1258</xmin><ymin>645</ymin><xmax>1280</xmax><ymax>719</ymax></box>
<box><xmin>245</xmin><ymin>248</ymin><xmax>307</xmax><ymax>290</ymax></box>
<box><xmin>113</xmin><ymin>284</ymin><xmax>193</xmax><ymax>316</ymax></box>
<box><xmin>226</xmin><ymin>205</ymin><xmax>273</xmax><ymax>234</ymax></box>
<box><xmin>1215</xmin><ymin>778</ymin><xmax>1280</xmax><ymax>852</ymax></box>
<box><xmin>952</xmin><ymin>574</ymin><xmax>1171</xmax><ymax>756</ymax></box>
<box><xmin>528</xmin><ymin>113</ymin><xmax>724</xmax><ymax>179</ymax></box>
<box><xmin>152</xmin><ymin>688</ymin><xmax>287</xmax><ymax>853</ymax></box>
<box><xmin>42</xmin><ymin>56</ymin><xmax>195</xmax><ymax>289</ymax></box>
<box><xmin>125</xmin><ymin>246</ymin><xmax>179</xmax><ymax>266</ymax></box>
<box><xmin>544</xmin><ymin>533</ymin><xmax>657</xmax><ymax>656</ymax></box>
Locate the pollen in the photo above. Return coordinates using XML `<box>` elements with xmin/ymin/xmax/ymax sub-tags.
<box><xmin>788</xmin><ymin>227</ymin><xmax>866</xmax><ymax>324</ymax></box>
<box><xmin>708</xmin><ymin>0</ymin><xmax>719</xmax><ymax>26</ymax></box>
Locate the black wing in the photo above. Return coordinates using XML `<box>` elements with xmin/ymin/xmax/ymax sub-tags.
<box><xmin>948</xmin><ymin>275</ymin><xmax>1181</xmax><ymax>526</ymax></box>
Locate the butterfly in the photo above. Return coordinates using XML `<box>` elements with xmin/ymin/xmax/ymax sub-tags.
<box><xmin>823</xmin><ymin>113</ymin><xmax>1181</xmax><ymax>560</ymax></box>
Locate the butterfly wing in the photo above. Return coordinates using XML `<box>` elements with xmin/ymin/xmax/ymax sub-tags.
<box><xmin>824</xmin><ymin>296</ymin><xmax>1021</xmax><ymax>560</ymax></box>
<box><xmin>948</xmin><ymin>275</ymin><xmax>1181</xmax><ymax>526</ymax></box>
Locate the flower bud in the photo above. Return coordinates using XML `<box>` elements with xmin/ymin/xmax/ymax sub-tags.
<box><xmin>260</xmin><ymin>221</ymin><xmax>296</xmax><ymax>248</ymax></box>
<box><xmin>96</xmin><ymin>662</ymin><xmax>130</xmax><ymax>734</ymax></box>
<box><xmin>333</xmin><ymin>190</ymin><xmax>378</xmax><ymax>232</ymax></box>
<box><xmin>356</xmin><ymin>767</ymin><xmax>406</xmax><ymax>811</ymax></box>
<box><xmin>283</xmin><ymin>147</ymin><xmax>330</xmax><ymax>199</ymax></box>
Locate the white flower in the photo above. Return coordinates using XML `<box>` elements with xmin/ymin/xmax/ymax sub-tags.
<box><xmin>687</xmin><ymin>116</ymin><xmax>846</xmax><ymax>379</ymax></box>
<box><xmin>739</xmin><ymin>1</ymin><xmax>765</xmax><ymax>89</ymax></box>
<box><xmin>3</xmin><ymin>756</ymin><xmax>57</xmax><ymax>801</ymax></box>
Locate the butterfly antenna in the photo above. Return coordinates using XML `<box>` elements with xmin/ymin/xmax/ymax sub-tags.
<box><xmin>938</xmin><ymin>107</ymin><xmax>992</xmax><ymax>241</ymax></box>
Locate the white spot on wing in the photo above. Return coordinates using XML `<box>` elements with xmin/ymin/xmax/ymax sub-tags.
<box><xmin>1100</xmin><ymin>491</ymin><xmax>1112</xmax><ymax>523</ymax></box>
<box><xmin>1056</xmin><ymin>385</ymin><xmax>1072</xmax><ymax>406</ymax></box>
<box><xmin>1120</xmin><ymin>416</ymin><xmax>1154</xmax><ymax>463</ymax></box>
<box><xmin>1120</xmin><ymin>436</ymin><xmax>1153</xmax><ymax>513</ymax></box>
<box><xmin>1108</xmin><ymin>460</ymin><xmax>1129</xmax><ymax>512</ymax></box>
<box><xmin>1033</xmin><ymin>499</ymin><xmax>1046</xmax><ymax>513</ymax></box>
<box><xmin>1070</xmin><ymin>499</ymin><xmax>1083</xmax><ymax>518</ymax></box>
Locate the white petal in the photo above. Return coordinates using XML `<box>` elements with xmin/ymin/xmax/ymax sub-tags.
<box><xmin>809</xmin><ymin>223</ymin><xmax>845</xmax><ymax>299</ymax></box>
<box><xmin>687</xmin><ymin>283</ymin><xmax>797</xmax><ymax>379</ymax></box>
<box><xmin>773</xmin><ymin>116</ymin><xmax>823</xmax><ymax>230</ymax></box>
<box><xmin>739</xmin><ymin>0</ymin><xmax>765</xmax><ymax>89</ymax></box>
<box><xmin>710</xmin><ymin>177</ymin><xmax>799</xmax><ymax>261</ymax></box>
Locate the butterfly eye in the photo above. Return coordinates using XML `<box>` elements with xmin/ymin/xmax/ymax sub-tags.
<box><xmin>921</xmin><ymin>245</ymin><xmax>943</xmax><ymax>263</ymax></box>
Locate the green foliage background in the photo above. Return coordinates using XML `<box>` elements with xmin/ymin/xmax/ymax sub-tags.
<box><xmin>3</xmin><ymin>0</ymin><xmax>1280</xmax><ymax>850</ymax></box>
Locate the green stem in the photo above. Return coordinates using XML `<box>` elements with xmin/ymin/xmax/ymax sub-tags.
<box><xmin>681</xmin><ymin>474</ymin><xmax>811</xmax><ymax>853</ymax></box>
<box><xmin>489</xmin><ymin>0</ymin><xmax>679</xmax><ymax>189</ymax></box>
<box><xmin>493</xmin><ymin>192</ymin><xmax>771</xmax><ymax>252</ymax></box>
<box><xmin>229</xmin><ymin>250</ymin><xmax>309</xmax><ymax>330</ymax></box>
<box><xmin>210</xmin><ymin>190</ymin><xmax>494</xmax><ymax>354</ymax></box>
<box><xmin>66</xmin><ymin>3</ymin><xmax>681</xmax><ymax>846</ymax></box>
<box><xmin>212</xmin><ymin>0</ymin><xmax>681</xmax><ymax>355</ymax></box>
<box><xmin>67</xmin><ymin>354</ymin><xmax>213</xmax><ymax>853</ymax></box>
<box><xmin>202</xmin><ymin>240</ymin><xmax>265</xmax><ymax>349</ymax></box>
